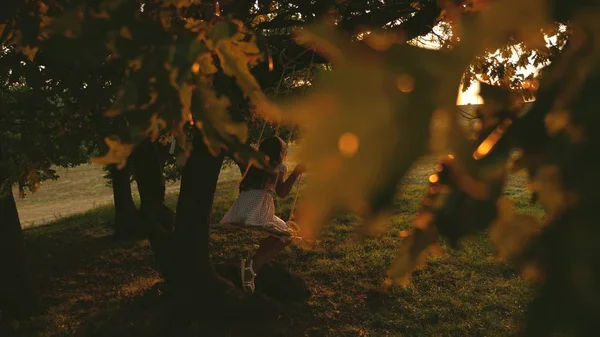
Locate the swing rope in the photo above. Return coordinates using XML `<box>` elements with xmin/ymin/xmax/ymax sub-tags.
<box><xmin>274</xmin><ymin>49</ymin><xmax>314</xmax><ymax>223</ymax></box>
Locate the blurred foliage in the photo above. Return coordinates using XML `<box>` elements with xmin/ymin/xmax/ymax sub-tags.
<box><xmin>3</xmin><ymin>0</ymin><xmax>600</xmax><ymax>335</ymax></box>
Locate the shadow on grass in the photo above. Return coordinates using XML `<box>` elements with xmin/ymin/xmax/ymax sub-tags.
<box><xmin>69</xmin><ymin>262</ymin><xmax>313</xmax><ymax>337</ymax></box>
<box><xmin>18</xmin><ymin>207</ymin><xmax>313</xmax><ymax>337</ymax></box>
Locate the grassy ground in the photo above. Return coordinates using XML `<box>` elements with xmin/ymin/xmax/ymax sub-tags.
<box><xmin>14</xmin><ymin>157</ymin><xmax>543</xmax><ymax>336</ymax></box>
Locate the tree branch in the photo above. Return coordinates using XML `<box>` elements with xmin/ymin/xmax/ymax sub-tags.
<box><xmin>390</xmin><ymin>1</ymin><xmax>441</xmax><ymax>41</ymax></box>
<box><xmin>339</xmin><ymin>3</ymin><xmax>414</xmax><ymax>32</ymax></box>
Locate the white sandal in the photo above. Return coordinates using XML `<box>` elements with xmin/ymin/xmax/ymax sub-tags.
<box><xmin>240</xmin><ymin>258</ymin><xmax>257</xmax><ymax>293</ymax></box>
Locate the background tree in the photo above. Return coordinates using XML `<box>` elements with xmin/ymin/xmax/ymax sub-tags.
<box><xmin>0</xmin><ymin>46</ymin><xmax>100</xmax><ymax>324</ymax></box>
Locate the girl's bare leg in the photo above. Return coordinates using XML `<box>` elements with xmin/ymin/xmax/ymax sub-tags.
<box><xmin>251</xmin><ymin>235</ymin><xmax>291</xmax><ymax>272</ymax></box>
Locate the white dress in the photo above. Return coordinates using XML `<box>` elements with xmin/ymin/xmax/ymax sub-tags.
<box><xmin>220</xmin><ymin>164</ymin><xmax>294</xmax><ymax>237</ymax></box>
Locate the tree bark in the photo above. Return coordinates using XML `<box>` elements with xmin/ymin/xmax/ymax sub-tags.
<box><xmin>172</xmin><ymin>131</ymin><xmax>232</xmax><ymax>306</ymax></box>
<box><xmin>110</xmin><ymin>161</ymin><xmax>143</xmax><ymax>239</ymax></box>
<box><xmin>0</xmin><ymin>149</ymin><xmax>36</xmax><ymax>324</ymax></box>
<box><xmin>338</xmin><ymin>0</ymin><xmax>440</xmax><ymax>40</ymax></box>
<box><xmin>0</xmin><ymin>190</ymin><xmax>36</xmax><ymax>322</ymax></box>
<box><xmin>131</xmin><ymin>139</ymin><xmax>176</xmax><ymax>282</ymax></box>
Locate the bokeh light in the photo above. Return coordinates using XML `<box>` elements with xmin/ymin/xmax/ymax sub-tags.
<box><xmin>338</xmin><ymin>132</ymin><xmax>360</xmax><ymax>158</ymax></box>
<box><xmin>396</xmin><ymin>74</ymin><xmax>415</xmax><ymax>93</ymax></box>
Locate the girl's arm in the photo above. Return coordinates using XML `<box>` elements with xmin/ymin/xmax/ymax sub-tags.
<box><xmin>276</xmin><ymin>164</ymin><xmax>305</xmax><ymax>198</ymax></box>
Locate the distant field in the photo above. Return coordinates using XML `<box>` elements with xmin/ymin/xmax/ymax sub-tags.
<box><xmin>14</xmin><ymin>147</ymin><xmax>301</xmax><ymax>227</ymax></box>
<box><xmin>13</xmin><ymin>162</ymin><xmax>242</xmax><ymax>227</ymax></box>
<box><xmin>13</xmin><ymin>164</ymin><xmax>172</xmax><ymax>227</ymax></box>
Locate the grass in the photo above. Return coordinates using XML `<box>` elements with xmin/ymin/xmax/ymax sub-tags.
<box><xmin>14</xmin><ymin>156</ymin><xmax>544</xmax><ymax>336</ymax></box>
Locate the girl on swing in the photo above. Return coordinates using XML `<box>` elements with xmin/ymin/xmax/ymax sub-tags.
<box><xmin>220</xmin><ymin>136</ymin><xmax>306</xmax><ymax>293</ymax></box>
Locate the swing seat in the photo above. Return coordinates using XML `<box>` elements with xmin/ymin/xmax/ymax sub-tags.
<box><xmin>212</xmin><ymin>221</ymin><xmax>303</xmax><ymax>242</ymax></box>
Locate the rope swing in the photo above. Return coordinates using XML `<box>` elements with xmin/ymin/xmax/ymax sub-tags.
<box><xmin>211</xmin><ymin>48</ymin><xmax>316</xmax><ymax>241</ymax></box>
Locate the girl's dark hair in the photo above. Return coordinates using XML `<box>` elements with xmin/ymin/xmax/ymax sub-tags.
<box><xmin>239</xmin><ymin>136</ymin><xmax>286</xmax><ymax>192</ymax></box>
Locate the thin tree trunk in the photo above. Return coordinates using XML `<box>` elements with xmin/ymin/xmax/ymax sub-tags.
<box><xmin>110</xmin><ymin>160</ymin><xmax>143</xmax><ymax>239</ymax></box>
<box><xmin>0</xmin><ymin>148</ymin><xmax>36</xmax><ymax>325</ymax></box>
<box><xmin>156</xmin><ymin>142</ymin><xmax>177</xmax><ymax>228</ymax></box>
<box><xmin>0</xmin><ymin>190</ymin><xmax>36</xmax><ymax>322</ymax></box>
<box><xmin>131</xmin><ymin>139</ymin><xmax>176</xmax><ymax>282</ymax></box>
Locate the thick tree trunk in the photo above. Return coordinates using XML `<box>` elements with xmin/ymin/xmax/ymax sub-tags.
<box><xmin>172</xmin><ymin>132</ymin><xmax>233</xmax><ymax>307</ymax></box>
<box><xmin>110</xmin><ymin>161</ymin><xmax>143</xmax><ymax>239</ymax></box>
<box><xmin>0</xmin><ymin>147</ymin><xmax>36</xmax><ymax>325</ymax></box>
<box><xmin>131</xmin><ymin>139</ymin><xmax>176</xmax><ymax>282</ymax></box>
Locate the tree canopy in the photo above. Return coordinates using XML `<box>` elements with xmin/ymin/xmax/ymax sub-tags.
<box><xmin>2</xmin><ymin>0</ymin><xmax>600</xmax><ymax>335</ymax></box>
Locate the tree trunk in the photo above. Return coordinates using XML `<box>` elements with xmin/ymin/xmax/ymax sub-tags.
<box><xmin>0</xmin><ymin>190</ymin><xmax>36</xmax><ymax>323</ymax></box>
<box><xmin>172</xmin><ymin>132</ymin><xmax>234</xmax><ymax>309</ymax></box>
<box><xmin>131</xmin><ymin>139</ymin><xmax>176</xmax><ymax>282</ymax></box>
<box><xmin>110</xmin><ymin>161</ymin><xmax>143</xmax><ymax>239</ymax></box>
<box><xmin>0</xmin><ymin>147</ymin><xmax>36</xmax><ymax>324</ymax></box>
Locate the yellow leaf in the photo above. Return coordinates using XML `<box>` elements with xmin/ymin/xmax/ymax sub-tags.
<box><xmin>233</xmin><ymin>36</ymin><xmax>261</xmax><ymax>55</ymax></box>
<box><xmin>120</xmin><ymin>26</ymin><xmax>132</xmax><ymax>40</ymax></box>
<box><xmin>473</xmin><ymin>118</ymin><xmax>513</xmax><ymax>160</ymax></box>
<box><xmin>185</xmin><ymin>18</ymin><xmax>207</xmax><ymax>33</ymax></box>
<box><xmin>128</xmin><ymin>57</ymin><xmax>143</xmax><ymax>71</ymax></box>
<box><xmin>21</xmin><ymin>45</ymin><xmax>38</xmax><ymax>61</ymax></box>
<box><xmin>215</xmin><ymin>40</ymin><xmax>263</xmax><ymax>100</ymax></box>
<box><xmin>565</xmin><ymin>124</ymin><xmax>586</xmax><ymax>144</ymax></box>
<box><xmin>544</xmin><ymin>109</ymin><xmax>570</xmax><ymax>136</ymax></box>
<box><xmin>90</xmin><ymin>137</ymin><xmax>134</xmax><ymax>170</ymax></box>
<box><xmin>191</xmin><ymin>62</ymin><xmax>200</xmax><ymax>74</ymax></box>
<box><xmin>91</xmin><ymin>10</ymin><xmax>110</xmax><ymax>20</ymax></box>
<box><xmin>195</xmin><ymin>53</ymin><xmax>218</xmax><ymax>75</ymax></box>
<box><xmin>200</xmin><ymin>83</ymin><xmax>245</xmax><ymax>138</ymax></box>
